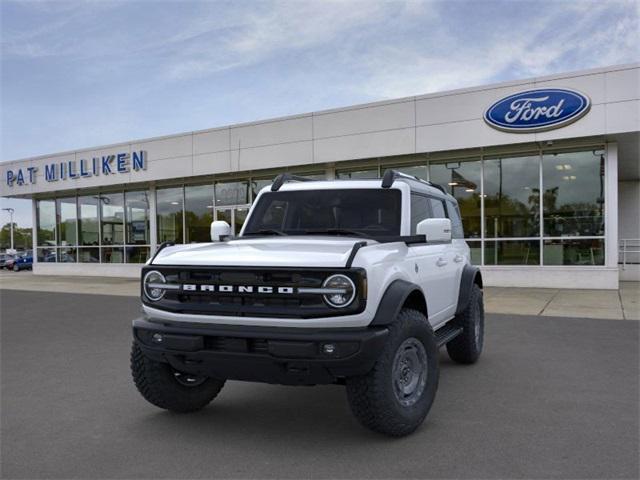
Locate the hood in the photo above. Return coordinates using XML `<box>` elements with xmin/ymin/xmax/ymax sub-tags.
<box><xmin>152</xmin><ymin>236</ymin><xmax>368</xmax><ymax>268</ymax></box>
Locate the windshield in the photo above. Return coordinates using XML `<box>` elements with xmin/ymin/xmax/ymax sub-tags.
<box><xmin>243</xmin><ymin>189</ymin><xmax>401</xmax><ymax>238</ymax></box>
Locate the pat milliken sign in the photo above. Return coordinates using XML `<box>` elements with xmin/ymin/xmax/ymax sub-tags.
<box><xmin>484</xmin><ymin>88</ymin><xmax>591</xmax><ymax>133</ymax></box>
<box><xmin>5</xmin><ymin>150</ymin><xmax>147</xmax><ymax>187</ymax></box>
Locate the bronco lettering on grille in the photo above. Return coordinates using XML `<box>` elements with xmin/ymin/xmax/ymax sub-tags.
<box><xmin>182</xmin><ymin>284</ymin><xmax>295</xmax><ymax>294</ymax></box>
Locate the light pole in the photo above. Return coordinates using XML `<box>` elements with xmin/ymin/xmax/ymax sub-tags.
<box><xmin>2</xmin><ymin>207</ymin><xmax>15</xmax><ymax>251</ymax></box>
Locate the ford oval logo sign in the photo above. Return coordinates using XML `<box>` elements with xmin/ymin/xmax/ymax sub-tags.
<box><xmin>484</xmin><ymin>88</ymin><xmax>591</xmax><ymax>133</ymax></box>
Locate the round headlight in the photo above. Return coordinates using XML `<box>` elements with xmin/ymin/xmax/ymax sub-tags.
<box><xmin>322</xmin><ymin>274</ymin><xmax>356</xmax><ymax>308</ymax></box>
<box><xmin>143</xmin><ymin>270</ymin><xmax>166</xmax><ymax>301</ymax></box>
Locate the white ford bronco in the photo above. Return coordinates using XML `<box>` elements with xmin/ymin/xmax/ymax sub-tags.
<box><xmin>131</xmin><ymin>170</ymin><xmax>484</xmax><ymax>436</ymax></box>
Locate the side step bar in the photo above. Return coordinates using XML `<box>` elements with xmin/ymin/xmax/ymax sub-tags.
<box><xmin>435</xmin><ymin>324</ymin><xmax>463</xmax><ymax>348</ymax></box>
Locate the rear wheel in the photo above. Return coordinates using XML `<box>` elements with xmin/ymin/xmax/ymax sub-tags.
<box><xmin>131</xmin><ymin>342</ymin><xmax>225</xmax><ymax>413</ymax></box>
<box><xmin>346</xmin><ymin>308</ymin><xmax>439</xmax><ymax>437</ymax></box>
<box><xmin>446</xmin><ymin>284</ymin><xmax>484</xmax><ymax>364</ymax></box>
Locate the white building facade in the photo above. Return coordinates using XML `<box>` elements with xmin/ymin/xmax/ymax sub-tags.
<box><xmin>2</xmin><ymin>63</ymin><xmax>639</xmax><ymax>289</ymax></box>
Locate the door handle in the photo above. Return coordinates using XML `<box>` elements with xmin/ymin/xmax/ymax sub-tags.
<box><xmin>436</xmin><ymin>258</ymin><xmax>448</xmax><ymax>267</ymax></box>
<box><xmin>454</xmin><ymin>254</ymin><xmax>464</xmax><ymax>263</ymax></box>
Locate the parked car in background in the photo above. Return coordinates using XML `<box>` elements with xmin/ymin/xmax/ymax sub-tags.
<box><xmin>8</xmin><ymin>251</ymin><xmax>33</xmax><ymax>271</ymax></box>
<box><xmin>0</xmin><ymin>253</ymin><xmax>16</xmax><ymax>269</ymax></box>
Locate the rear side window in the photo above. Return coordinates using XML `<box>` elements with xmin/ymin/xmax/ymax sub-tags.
<box><xmin>447</xmin><ymin>201</ymin><xmax>464</xmax><ymax>239</ymax></box>
<box><xmin>410</xmin><ymin>194</ymin><xmax>430</xmax><ymax>234</ymax></box>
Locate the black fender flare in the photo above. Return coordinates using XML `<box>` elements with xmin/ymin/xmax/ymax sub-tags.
<box><xmin>455</xmin><ymin>265</ymin><xmax>483</xmax><ymax>315</ymax></box>
<box><xmin>369</xmin><ymin>279</ymin><xmax>427</xmax><ymax>326</ymax></box>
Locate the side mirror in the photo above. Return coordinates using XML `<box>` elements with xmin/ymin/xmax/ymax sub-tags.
<box><xmin>211</xmin><ymin>221</ymin><xmax>231</xmax><ymax>242</ymax></box>
<box><xmin>416</xmin><ymin>218</ymin><xmax>452</xmax><ymax>243</ymax></box>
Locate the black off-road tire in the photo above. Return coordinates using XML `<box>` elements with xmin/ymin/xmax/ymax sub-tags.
<box><xmin>131</xmin><ymin>342</ymin><xmax>225</xmax><ymax>413</ymax></box>
<box><xmin>345</xmin><ymin>308</ymin><xmax>439</xmax><ymax>437</ymax></box>
<box><xmin>446</xmin><ymin>284</ymin><xmax>484</xmax><ymax>364</ymax></box>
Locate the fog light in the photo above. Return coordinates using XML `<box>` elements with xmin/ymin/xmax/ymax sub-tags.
<box><xmin>323</xmin><ymin>343</ymin><xmax>336</xmax><ymax>354</ymax></box>
<box><xmin>152</xmin><ymin>333</ymin><xmax>163</xmax><ymax>343</ymax></box>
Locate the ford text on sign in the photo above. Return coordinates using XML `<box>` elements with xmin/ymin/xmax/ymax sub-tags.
<box><xmin>484</xmin><ymin>88</ymin><xmax>591</xmax><ymax>133</ymax></box>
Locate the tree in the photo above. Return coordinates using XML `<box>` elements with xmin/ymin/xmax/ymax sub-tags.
<box><xmin>0</xmin><ymin>223</ymin><xmax>32</xmax><ymax>251</ymax></box>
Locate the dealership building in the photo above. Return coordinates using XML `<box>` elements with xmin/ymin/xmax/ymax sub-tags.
<box><xmin>1</xmin><ymin>63</ymin><xmax>638</xmax><ymax>289</ymax></box>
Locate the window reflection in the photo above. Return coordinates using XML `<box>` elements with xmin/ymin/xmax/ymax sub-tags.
<box><xmin>125</xmin><ymin>191</ymin><xmax>150</xmax><ymax>245</ymax></box>
<box><xmin>485</xmin><ymin>240</ymin><xmax>540</xmax><ymax>265</ymax></box>
<box><xmin>101</xmin><ymin>246</ymin><xmax>124</xmax><ymax>263</ymax></box>
<box><xmin>484</xmin><ymin>155</ymin><xmax>540</xmax><ymax>238</ymax></box>
<box><xmin>58</xmin><ymin>247</ymin><xmax>76</xmax><ymax>263</ymax></box>
<box><xmin>185</xmin><ymin>184</ymin><xmax>214</xmax><ymax>243</ymax></box>
<box><xmin>215</xmin><ymin>180</ymin><xmax>249</xmax><ymax>206</ymax></box>
<box><xmin>544</xmin><ymin>239</ymin><xmax>604</xmax><ymax>265</ymax></box>
<box><xmin>78</xmin><ymin>196</ymin><xmax>99</xmax><ymax>246</ymax></box>
<box><xmin>100</xmin><ymin>193</ymin><xmax>124</xmax><ymax>245</ymax></box>
<box><xmin>56</xmin><ymin>197</ymin><xmax>77</xmax><ymax>246</ymax></box>
<box><xmin>36</xmin><ymin>200</ymin><xmax>56</xmax><ymax>246</ymax></box>
<box><xmin>388</xmin><ymin>165</ymin><xmax>428</xmax><ymax>181</ymax></box>
<box><xmin>37</xmin><ymin>246</ymin><xmax>56</xmax><ymax>262</ymax></box>
<box><xmin>336</xmin><ymin>168</ymin><xmax>379</xmax><ymax>179</ymax></box>
<box><xmin>542</xmin><ymin>151</ymin><xmax>605</xmax><ymax>237</ymax></box>
<box><xmin>430</xmin><ymin>160</ymin><xmax>481</xmax><ymax>238</ymax></box>
<box><xmin>157</xmin><ymin>187</ymin><xmax>184</xmax><ymax>243</ymax></box>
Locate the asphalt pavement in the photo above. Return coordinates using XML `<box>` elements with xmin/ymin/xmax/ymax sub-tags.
<box><xmin>1</xmin><ymin>290</ymin><xmax>638</xmax><ymax>479</ymax></box>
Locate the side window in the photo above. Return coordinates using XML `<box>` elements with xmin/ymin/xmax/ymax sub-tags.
<box><xmin>447</xmin><ymin>201</ymin><xmax>465</xmax><ymax>239</ymax></box>
<box><xmin>429</xmin><ymin>198</ymin><xmax>447</xmax><ymax>218</ymax></box>
<box><xmin>410</xmin><ymin>194</ymin><xmax>430</xmax><ymax>234</ymax></box>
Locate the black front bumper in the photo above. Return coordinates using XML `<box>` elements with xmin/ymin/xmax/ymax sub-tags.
<box><xmin>133</xmin><ymin>318</ymin><xmax>388</xmax><ymax>385</ymax></box>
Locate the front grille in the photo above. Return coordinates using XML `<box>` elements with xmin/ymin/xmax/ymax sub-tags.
<box><xmin>142</xmin><ymin>266</ymin><xmax>366</xmax><ymax>319</ymax></box>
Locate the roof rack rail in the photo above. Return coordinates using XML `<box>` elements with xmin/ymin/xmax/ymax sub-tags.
<box><xmin>271</xmin><ymin>173</ymin><xmax>314</xmax><ymax>191</ymax></box>
<box><xmin>381</xmin><ymin>169</ymin><xmax>447</xmax><ymax>194</ymax></box>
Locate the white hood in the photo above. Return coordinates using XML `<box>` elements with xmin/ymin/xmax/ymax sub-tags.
<box><xmin>152</xmin><ymin>236</ymin><xmax>367</xmax><ymax>268</ymax></box>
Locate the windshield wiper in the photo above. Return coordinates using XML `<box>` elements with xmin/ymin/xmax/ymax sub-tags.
<box><xmin>303</xmin><ymin>228</ymin><xmax>370</xmax><ymax>238</ymax></box>
<box><xmin>244</xmin><ymin>229</ymin><xmax>287</xmax><ymax>236</ymax></box>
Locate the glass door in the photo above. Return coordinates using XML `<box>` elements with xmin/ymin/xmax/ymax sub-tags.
<box><xmin>234</xmin><ymin>207</ymin><xmax>249</xmax><ymax>235</ymax></box>
<box><xmin>215</xmin><ymin>206</ymin><xmax>250</xmax><ymax>237</ymax></box>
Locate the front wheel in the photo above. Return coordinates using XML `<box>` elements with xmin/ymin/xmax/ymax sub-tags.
<box><xmin>345</xmin><ymin>308</ymin><xmax>439</xmax><ymax>437</ymax></box>
<box><xmin>130</xmin><ymin>342</ymin><xmax>225</xmax><ymax>413</ymax></box>
<box><xmin>12</xmin><ymin>264</ymin><xmax>19</xmax><ymax>272</ymax></box>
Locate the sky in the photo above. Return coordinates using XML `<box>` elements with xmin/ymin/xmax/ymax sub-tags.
<box><xmin>1</xmin><ymin>0</ymin><xmax>639</xmax><ymax>228</ymax></box>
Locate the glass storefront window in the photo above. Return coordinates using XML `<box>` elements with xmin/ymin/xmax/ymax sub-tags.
<box><xmin>466</xmin><ymin>240</ymin><xmax>481</xmax><ymax>265</ymax></box>
<box><xmin>56</xmin><ymin>197</ymin><xmax>77</xmax><ymax>246</ymax></box>
<box><xmin>78</xmin><ymin>196</ymin><xmax>99</xmax><ymax>246</ymax></box>
<box><xmin>234</xmin><ymin>207</ymin><xmax>249</xmax><ymax>236</ymax></box>
<box><xmin>215</xmin><ymin>208</ymin><xmax>232</xmax><ymax>231</ymax></box>
<box><xmin>36</xmin><ymin>200</ymin><xmax>56</xmax><ymax>246</ymax></box>
<box><xmin>125</xmin><ymin>191</ymin><xmax>150</xmax><ymax>245</ymax></box>
<box><xmin>58</xmin><ymin>247</ymin><xmax>76</xmax><ymax>263</ymax></box>
<box><xmin>157</xmin><ymin>187</ymin><xmax>184</xmax><ymax>243</ymax></box>
<box><xmin>185</xmin><ymin>184</ymin><xmax>214</xmax><ymax>243</ymax></box>
<box><xmin>430</xmin><ymin>159</ymin><xmax>481</xmax><ymax>238</ymax></box>
<box><xmin>126</xmin><ymin>246</ymin><xmax>150</xmax><ymax>263</ymax></box>
<box><xmin>78</xmin><ymin>247</ymin><xmax>99</xmax><ymax>263</ymax></box>
<box><xmin>542</xmin><ymin>150</ymin><xmax>605</xmax><ymax>237</ymax></box>
<box><xmin>389</xmin><ymin>164</ymin><xmax>428</xmax><ymax>181</ymax></box>
<box><xmin>37</xmin><ymin>246</ymin><xmax>56</xmax><ymax>262</ymax></box>
<box><xmin>336</xmin><ymin>168</ymin><xmax>379</xmax><ymax>179</ymax></box>
<box><xmin>543</xmin><ymin>238</ymin><xmax>604</xmax><ymax>265</ymax></box>
<box><xmin>251</xmin><ymin>178</ymin><xmax>273</xmax><ymax>199</ymax></box>
<box><xmin>100</xmin><ymin>193</ymin><xmax>124</xmax><ymax>245</ymax></box>
<box><xmin>215</xmin><ymin>180</ymin><xmax>249</xmax><ymax>206</ymax></box>
<box><xmin>101</xmin><ymin>246</ymin><xmax>124</xmax><ymax>263</ymax></box>
<box><xmin>484</xmin><ymin>155</ymin><xmax>540</xmax><ymax>238</ymax></box>
<box><xmin>484</xmin><ymin>240</ymin><xmax>540</xmax><ymax>265</ymax></box>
